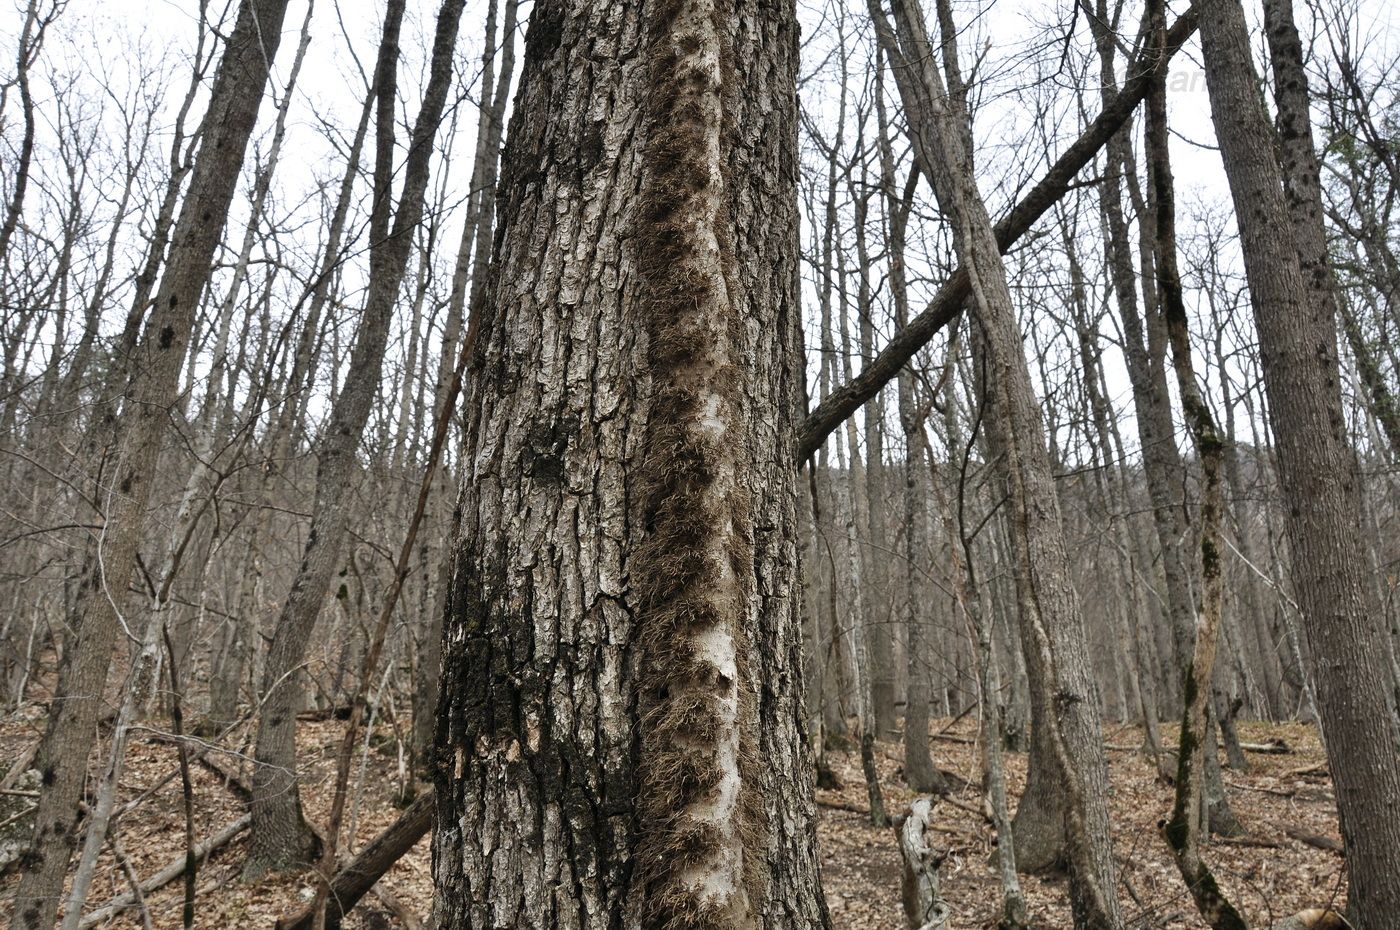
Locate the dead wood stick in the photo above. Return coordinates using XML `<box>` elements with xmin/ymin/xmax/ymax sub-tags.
<box><xmin>1239</xmin><ymin>740</ymin><xmax>1292</xmax><ymax>754</ymax></box>
<box><xmin>369</xmin><ymin>883</ymin><xmax>422</xmax><ymax>930</ymax></box>
<box><xmin>109</xmin><ymin>835</ymin><xmax>156</xmax><ymax>930</ymax></box>
<box><xmin>897</xmin><ymin>798</ymin><xmax>950</xmax><ymax>930</ymax></box>
<box><xmin>0</xmin><ymin>803</ymin><xmax>35</xmax><ymax>833</ymax></box>
<box><xmin>1225</xmin><ymin>780</ymin><xmax>1299</xmax><ymax>799</ymax></box>
<box><xmin>931</xmin><ymin>733</ymin><xmax>975</xmax><ymax>745</ymax></box>
<box><xmin>275</xmin><ymin>789</ymin><xmax>434</xmax><ymax>930</ymax></box>
<box><xmin>1281</xmin><ymin>825</ymin><xmax>1343</xmax><ymax>854</ymax></box>
<box><xmin>0</xmin><ymin>741</ymin><xmax>38</xmax><ymax>791</ymax></box>
<box><xmin>817</xmin><ymin>796</ymin><xmax>963</xmax><ymax>836</ymax></box>
<box><xmin>190</xmin><ymin>747</ymin><xmax>253</xmax><ymax>800</ymax></box>
<box><xmin>76</xmin><ymin>814</ymin><xmax>251</xmax><ymax>929</ymax></box>
<box><xmin>816</xmin><ymin>796</ymin><xmax>871</xmax><ymax>815</ymax></box>
<box><xmin>1284</xmin><ymin>762</ymin><xmax>1328</xmax><ymax>778</ymax></box>
<box><xmin>1214</xmin><ymin>835</ymin><xmax>1282</xmax><ymax>849</ymax></box>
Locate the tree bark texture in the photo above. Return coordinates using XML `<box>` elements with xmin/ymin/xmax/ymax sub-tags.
<box><xmin>431</xmin><ymin>1</ymin><xmax>827</xmax><ymax>928</ymax></box>
<box><xmin>1200</xmin><ymin>1</ymin><xmax>1400</xmax><ymax>926</ymax></box>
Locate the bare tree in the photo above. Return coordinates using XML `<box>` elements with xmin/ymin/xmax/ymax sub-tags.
<box><xmin>1199</xmin><ymin>0</ymin><xmax>1400</xmax><ymax>925</ymax></box>
<box><xmin>245</xmin><ymin>0</ymin><xmax>469</xmax><ymax>877</ymax></box>
<box><xmin>432</xmin><ymin>0</ymin><xmax>828</xmax><ymax>924</ymax></box>
<box><xmin>8</xmin><ymin>1</ymin><xmax>295</xmax><ymax>925</ymax></box>
<box><xmin>868</xmin><ymin>0</ymin><xmax>1125</xmax><ymax>923</ymax></box>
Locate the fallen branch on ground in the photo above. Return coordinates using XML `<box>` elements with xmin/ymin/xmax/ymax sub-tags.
<box><xmin>1280</xmin><ymin>825</ymin><xmax>1343</xmax><ymax>854</ymax></box>
<box><xmin>1271</xmin><ymin>909</ymin><xmax>1348</xmax><ymax>930</ymax></box>
<box><xmin>76</xmin><ymin>814</ymin><xmax>250</xmax><ymax>929</ymax></box>
<box><xmin>275</xmin><ymin>789</ymin><xmax>434</xmax><ymax>930</ymax></box>
<box><xmin>369</xmin><ymin>882</ymin><xmax>421</xmax><ymax>930</ymax></box>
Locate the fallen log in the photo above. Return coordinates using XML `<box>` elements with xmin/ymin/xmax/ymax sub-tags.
<box><xmin>816</xmin><ymin>796</ymin><xmax>871</xmax><ymax>816</ymax></box>
<box><xmin>1102</xmin><ymin>739</ymin><xmax>1290</xmax><ymax>755</ymax></box>
<box><xmin>1281</xmin><ymin>825</ymin><xmax>1343</xmax><ymax>854</ymax></box>
<box><xmin>144</xmin><ymin>731</ymin><xmax>255</xmax><ymax>801</ymax></box>
<box><xmin>0</xmin><ymin>741</ymin><xmax>38</xmax><ymax>791</ymax></box>
<box><xmin>897</xmin><ymin>798</ymin><xmax>950</xmax><ymax>930</ymax></box>
<box><xmin>931</xmin><ymin>733</ymin><xmax>975</xmax><ymax>746</ymax></box>
<box><xmin>1285</xmin><ymin>762</ymin><xmax>1328</xmax><ymax>779</ymax></box>
<box><xmin>1239</xmin><ymin>739</ymin><xmax>1291</xmax><ymax>755</ymax></box>
<box><xmin>76</xmin><ymin>814</ymin><xmax>250</xmax><ymax>929</ymax></box>
<box><xmin>275</xmin><ymin>789</ymin><xmax>434</xmax><ymax>930</ymax></box>
<box><xmin>297</xmin><ymin>705</ymin><xmax>354</xmax><ymax>722</ymax></box>
<box><xmin>1271</xmin><ymin>909</ymin><xmax>1347</xmax><ymax>930</ymax></box>
<box><xmin>1214</xmin><ymin>835</ymin><xmax>1281</xmax><ymax>850</ymax></box>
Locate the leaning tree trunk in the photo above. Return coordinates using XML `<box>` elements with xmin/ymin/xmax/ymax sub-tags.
<box><xmin>7</xmin><ymin>2</ymin><xmax>294</xmax><ymax>927</ymax></box>
<box><xmin>1199</xmin><ymin>1</ymin><xmax>1400</xmax><ymax>926</ymax></box>
<box><xmin>431</xmin><ymin>0</ymin><xmax>826</xmax><ymax>927</ymax></box>
<box><xmin>1144</xmin><ymin>26</ymin><xmax>1246</xmax><ymax>925</ymax></box>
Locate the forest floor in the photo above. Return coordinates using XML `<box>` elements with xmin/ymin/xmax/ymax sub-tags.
<box><xmin>819</xmin><ymin>716</ymin><xmax>1345</xmax><ymax>929</ymax></box>
<box><xmin>0</xmin><ymin>705</ymin><xmax>1343</xmax><ymax>929</ymax></box>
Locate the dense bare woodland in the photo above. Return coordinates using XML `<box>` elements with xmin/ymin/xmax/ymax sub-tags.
<box><xmin>0</xmin><ymin>0</ymin><xmax>1398</xmax><ymax>926</ymax></box>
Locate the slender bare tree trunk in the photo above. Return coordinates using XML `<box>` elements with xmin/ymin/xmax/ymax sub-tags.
<box><xmin>1143</xmin><ymin>29</ymin><xmax>1246</xmax><ymax>924</ymax></box>
<box><xmin>869</xmin><ymin>1</ymin><xmax>1124</xmax><ymax>924</ymax></box>
<box><xmin>8</xmin><ymin>2</ymin><xmax>294</xmax><ymax>925</ymax></box>
<box><xmin>246</xmin><ymin>0</ymin><xmax>467</xmax><ymax>877</ymax></box>
<box><xmin>929</xmin><ymin>362</ymin><xmax>1027</xmax><ymax>928</ymax></box>
<box><xmin>877</xmin><ymin>71</ymin><xmax>938</xmax><ymax>792</ymax></box>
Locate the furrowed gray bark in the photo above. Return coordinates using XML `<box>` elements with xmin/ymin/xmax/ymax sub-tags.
<box><xmin>432</xmin><ymin>0</ymin><xmax>827</xmax><ymax>926</ymax></box>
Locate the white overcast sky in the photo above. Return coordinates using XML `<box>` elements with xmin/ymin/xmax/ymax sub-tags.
<box><xmin>10</xmin><ymin>0</ymin><xmax>1400</xmax><ymax>462</ymax></box>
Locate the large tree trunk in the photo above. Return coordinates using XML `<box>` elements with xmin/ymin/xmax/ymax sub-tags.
<box><xmin>6</xmin><ymin>2</ymin><xmax>294</xmax><ymax>927</ymax></box>
<box><xmin>245</xmin><ymin>0</ymin><xmax>467</xmax><ymax>877</ymax></box>
<box><xmin>1199</xmin><ymin>1</ymin><xmax>1400</xmax><ymax>926</ymax></box>
<box><xmin>431</xmin><ymin>0</ymin><xmax>827</xmax><ymax>927</ymax></box>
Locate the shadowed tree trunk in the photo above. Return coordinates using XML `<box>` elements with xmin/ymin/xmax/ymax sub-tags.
<box><xmin>411</xmin><ymin>0</ymin><xmax>520</xmax><ymax>769</ymax></box>
<box><xmin>431</xmin><ymin>0</ymin><xmax>828</xmax><ymax>926</ymax></box>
